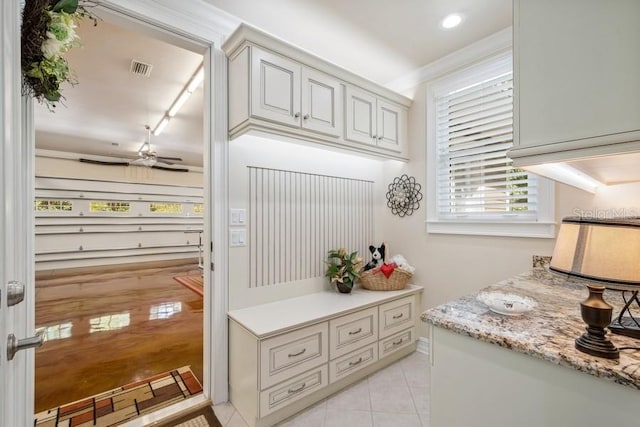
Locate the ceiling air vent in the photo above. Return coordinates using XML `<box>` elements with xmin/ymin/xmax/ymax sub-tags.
<box><xmin>130</xmin><ymin>60</ymin><xmax>153</xmax><ymax>77</ymax></box>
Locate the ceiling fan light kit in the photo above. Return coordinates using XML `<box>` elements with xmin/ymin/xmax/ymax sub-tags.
<box><xmin>78</xmin><ymin>125</ymin><xmax>187</xmax><ymax>172</ymax></box>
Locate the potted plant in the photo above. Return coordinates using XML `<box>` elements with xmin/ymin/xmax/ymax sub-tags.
<box><xmin>325</xmin><ymin>248</ymin><xmax>363</xmax><ymax>293</ymax></box>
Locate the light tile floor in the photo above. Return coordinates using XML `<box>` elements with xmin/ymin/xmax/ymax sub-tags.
<box><xmin>213</xmin><ymin>351</ymin><xmax>430</xmax><ymax>427</ymax></box>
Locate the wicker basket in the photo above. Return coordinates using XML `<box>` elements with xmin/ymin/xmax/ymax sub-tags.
<box><xmin>359</xmin><ymin>267</ymin><xmax>412</xmax><ymax>291</ymax></box>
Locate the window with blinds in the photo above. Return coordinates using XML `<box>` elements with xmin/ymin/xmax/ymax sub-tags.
<box><xmin>426</xmin><ymin>52</ymin><xmax>554</xmax><ymax>238</ymax></box>
<box><xmin>435</xmin><ymin>71</ymin><xmax>536</xmax><ymax>219</ymax></box>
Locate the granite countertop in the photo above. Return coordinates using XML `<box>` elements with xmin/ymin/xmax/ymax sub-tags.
<box><xmin>422</xmin><ymin>268</ymin><xmax>640</xmax><ymax>390</ymax></box>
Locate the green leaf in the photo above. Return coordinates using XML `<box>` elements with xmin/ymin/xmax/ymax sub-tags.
<box><xmin>44</xmin><ymin>90</ymin><xmax>61</xmax><ymax>102</ymax></box>
<box><xmin>52</xmin><ymin>0</ymin><xmax>78</xmax><ymax>13</ymax></box>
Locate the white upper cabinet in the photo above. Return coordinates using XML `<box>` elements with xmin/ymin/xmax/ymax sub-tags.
<box><xmin>345</xmin><ymin>86</ymin><xmax>406</xmax><ymax>153</ymax></box>
<box><xmin>250</xmin><ymin>48</ymin><xmax>301</xmax><ymax>128</ymax></box>
<box><xmin>376</xmin><ymin>99</ymin><xmax>405</xmax><ymax>152</ymax></box>
<box><xmin>224</xmin><ymin>24</ymin><xmax>411</xmax><ymax>160</ymax></box>
<box><xmin>345</xmin><ymin>86</ymin><xmax>377</xmax><ymax>146</ymax></box>
<box><xmin>510</xmin><ymin>0</ymin><xmax>640</xmax><ymax>166</ymax></box>
<box><xmin>300</xmin><ymin>68</ymin><xmax>343</xmax><ymax>137</ymax></box>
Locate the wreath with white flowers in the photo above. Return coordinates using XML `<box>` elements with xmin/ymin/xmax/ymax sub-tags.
<box><xmin>21</xmin><ymin>0</ymin><xmax>97</xmax><ymax>109</ymax></box>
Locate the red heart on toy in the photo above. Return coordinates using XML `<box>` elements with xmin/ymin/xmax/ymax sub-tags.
<box><xmin>379</xmin><ymin>263</ymin><xmax>396</xmax><ymax>279</ymax></box>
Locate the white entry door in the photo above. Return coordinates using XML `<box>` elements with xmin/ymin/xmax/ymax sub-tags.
<box><xmin>1</xmin><ymin>2</ymin><xmax>36</xmax><ymax>426</ymax></box>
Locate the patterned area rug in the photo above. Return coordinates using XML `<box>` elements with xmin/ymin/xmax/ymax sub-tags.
<box><xmin>35</xmin><ymin>366</ymin><xmax>202</xmax><ymax>427</ymax></box>
<box><xmin>173</xmin><ymin>275</ymin><xmax>204</xmax><ymax>297</ymax></box>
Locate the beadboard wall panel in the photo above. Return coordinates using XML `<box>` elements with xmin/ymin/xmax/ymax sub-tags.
<box><xmin>248</xmin><ymin>167</ymin><xmax>373</xmax><ymax>288</ymax></box>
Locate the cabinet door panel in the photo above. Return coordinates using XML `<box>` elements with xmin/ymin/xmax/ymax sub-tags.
<box><xmin>376</xmin><ymin>100</ymin><xmax>404</xmax><ymax>152</ymax></box>
<box><xmin>516</xmin><ymin>0</ymin><xmax>640</xmax><ymax>148</ymax></box>
<box><xmin>345</xmin><ymin>86</ymin><xmax>376</xmax><ymax>145</ymax></box>
<box><xmin>251</xmin><ymin>47</ymin><xmax>301</xmax><ymax>127</ymax></box>
<box><xmin>301</xmin><ymin>68</ymin><xmax>343</xmax><ymax>137</ymax></box>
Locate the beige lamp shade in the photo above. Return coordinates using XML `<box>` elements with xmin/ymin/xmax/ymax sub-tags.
<box><xmin>550</xmin><ymin>217</ymin><xmax>640</xmax><ymax>290</ymax></box>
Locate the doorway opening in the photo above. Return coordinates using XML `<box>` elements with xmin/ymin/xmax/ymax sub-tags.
<box><xmin>31</xmin><ymin>10</ymin><xmax>208</xmax><ymax>424</ymax></box>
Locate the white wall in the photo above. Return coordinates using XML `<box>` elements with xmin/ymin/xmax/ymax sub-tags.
<box><xmin>382</xmin><ymin>80</ymin><xmax>640</xmax><ymax>337</ymax></box>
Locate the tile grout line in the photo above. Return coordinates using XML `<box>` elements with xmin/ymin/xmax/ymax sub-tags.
<box><xmin>401</xmin><ymin>364</ymin><xmax>421</xmax><ymax>415</ymax></box>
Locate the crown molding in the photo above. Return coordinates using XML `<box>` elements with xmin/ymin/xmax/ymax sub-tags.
<box><xmin>101</xmin><ymin>0</ymin><xmax>241</xmax><ymax>46</ymax></box>
<box><xmin>385</xmin><ymin>26</ymin><xmax>513</xmax><ymax>98</ymax></box>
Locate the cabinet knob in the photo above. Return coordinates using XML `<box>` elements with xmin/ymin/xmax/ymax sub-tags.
<box><xmin>294</xmin><ymin>112</ymin><xmax>301</xmax><ymax>118</ymax></box>
<box><xmin>303</xmin><ymin>114</ymin><xmax>309</xmax><ymax>120</ymax></box>
<box><xmin>372</xmin><ymin>135</ymin><xmax>377</xmax><ymax>139</ymax></box>
<box><xmin>377</xmin><ymin>136</ymin><xmax>383</xmax><ymax>140</ymax></box>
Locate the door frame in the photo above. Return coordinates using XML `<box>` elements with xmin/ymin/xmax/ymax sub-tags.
<box><xmin>1</xmin><ymin>2</ymin><xmax>36</xmax><ymax>425</ymax></box>
<box><xmin>1</xmin><ymin>1</ymin><xmax>235</xmax><ymax>424</ymax></box>
<box><xmin>95</xmin><ymin>0</ymin><xmax>235</xmax><ymax>405</ymax></box>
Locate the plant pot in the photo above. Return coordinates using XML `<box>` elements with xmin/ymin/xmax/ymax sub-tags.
<box><xmin>336</xmin><ymin>280</ymin><xmax>353</xmax><ymax>294</ymax></box>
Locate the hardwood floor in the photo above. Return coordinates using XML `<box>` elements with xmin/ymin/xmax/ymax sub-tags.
<box><xmin>34</xmin><ymin>262</ymin><xmax>204</xmax><ymax>413</ymax></box>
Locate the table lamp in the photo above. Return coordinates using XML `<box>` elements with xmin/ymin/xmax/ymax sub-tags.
<box><xmin>550</xmin><ymin>217</ymin><xmax>640</xmax><ymax>360</ymax></box>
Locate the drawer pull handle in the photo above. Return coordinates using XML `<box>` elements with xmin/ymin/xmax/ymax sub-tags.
<box><xmin>288</xmin><ymin>382</ymin><xmax>306</xmax><ymax>394</ymax></box>
<box><xmin>348</xmin><ymin>357</ymin><xmax>363</xmax><ymax>367</ymax></box>
<box><xmin>392</xmin><ymin>338</ymin><xmax>404</xmax><ymax>346</ymax></box>
<box><xmin>288</xmin><ymin>348</ymin><xmax>306</xmax><ymax>358</ymax></box>
<box><xmin>392</xmin><ymin>313</ymin><xmax>404</xmax><ymax>320</ymax></box>
<box><xmin>348</xmin><ymin>327</ymin><xmax>362</xmax><ymax>335</ymax></box>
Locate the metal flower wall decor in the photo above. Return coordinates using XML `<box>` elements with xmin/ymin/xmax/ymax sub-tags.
<box><xmin>386</xmin><ymin>174</ymin><xmax>423</xmax><ymax>217</ymax></box>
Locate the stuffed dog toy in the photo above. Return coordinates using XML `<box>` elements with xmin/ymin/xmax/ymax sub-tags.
<box><xmin>363</xmin><ymin>243</ymin><xmax>385</xmax><ymax>271</ymax></box>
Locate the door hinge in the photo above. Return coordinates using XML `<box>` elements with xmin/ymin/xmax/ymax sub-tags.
<box><xmin>7</xmin><ymin>281</ymin><xmax>25</xmax><ymax>307</ymax></box>
<box><xmin>210</xmin><ymin>242</ymin><xmax>213</xmax><ymax>252</ymax></box>
<box><xmin>210</xmin><ymin>262</ymin><xmax>215</xmax><ymax>272</ymax></box>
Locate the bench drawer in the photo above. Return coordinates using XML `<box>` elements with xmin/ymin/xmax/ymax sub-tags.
<box><xmin>329</xmin><ymin>343</ymin><xmax>378</xmax><ymax>384</ymax></box>
<box><xmin>379</xmin><ymin>327</ymin><xmax>415</xmax><ymax>358</ymax></box>
<box><xmin>379</xmin><ymin>296</ymin><xmax>415</xmax><ymax>338</ymax></box>
<box><xmin>260</xmin><ymin>322</ymin><xmax>328</xmax><ymax>390</ymax></box>
<box><xmin>329</xmin><ymin>307</ymin><xmax>378</xmax><ymax>359</ymax></box>
<box><xmin>260</xmin><ymin>365</ymin><xmax>328</xmax><ymax>417</ymax></box>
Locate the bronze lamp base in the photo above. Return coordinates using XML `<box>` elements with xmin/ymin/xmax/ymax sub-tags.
<box><xmin>575</xmin><ymin>285</ymin><xmax>619</xmax><ymax>360</ymax></box>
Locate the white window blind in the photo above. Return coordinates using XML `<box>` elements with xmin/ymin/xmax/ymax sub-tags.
<box><xmin>436</xmin><ymin>72</ymin><xmax>536</xmax><ymax>219</ymax></box>
<box><xmin>426</xmin><ymin>52</ymin><xmax>554</xmax><ymax>238</ymax></box>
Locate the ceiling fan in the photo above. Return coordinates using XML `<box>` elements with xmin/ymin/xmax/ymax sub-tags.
<box><xmin>79</xmin><ymin>125</ymin><xmax>189</xmax><ymax>172</ymax></box>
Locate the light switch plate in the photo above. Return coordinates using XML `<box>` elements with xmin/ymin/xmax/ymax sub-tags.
<box><xmin>230</xmin><ymin>228</ymin><xmax>246</xmax><ymax>247</ymax></box>
<box><xmin>230</xmin><ymin>208</ymin><xmax>247</xmax><ymax>226</ymax></box>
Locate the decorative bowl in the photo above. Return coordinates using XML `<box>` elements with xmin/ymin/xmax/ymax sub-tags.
<box><xmin>476</xmin><ymin>291</ymin><xmax>537</xmax><ymax>316</ymax></box>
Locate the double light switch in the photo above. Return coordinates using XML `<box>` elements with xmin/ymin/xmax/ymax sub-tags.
<box><xmin>230</xmin><ymin>208</ymin><xmax>246</xmax><ymax>247</ymax></box>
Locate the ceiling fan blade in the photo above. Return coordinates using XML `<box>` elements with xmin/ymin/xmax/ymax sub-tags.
<box><xmin>80</xmin><ymin>158</ymin><xmax>130</xmax><ymax>166</ymax></box>
<box><xmin>151</xmin><ymin>165</ymin><xmax>189</xmax><ymax>172</ymax></box>
<box><xmin>130</xmin><ymin>157</ymin><xmax>156</xmax><ymax>166</ymax></box>
<box><xmin>156</xmin><ymin>156</ymin><xmax>183</xmax><ymax>162</ymax></box>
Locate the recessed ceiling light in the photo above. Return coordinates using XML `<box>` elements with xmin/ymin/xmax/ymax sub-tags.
<box><xmin>441</xmin><ymin>13</ymin><xmax>463</xmax><ymax>29</ymax></box>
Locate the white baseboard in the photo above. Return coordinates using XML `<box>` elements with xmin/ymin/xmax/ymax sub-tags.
<box><xmin>416</xmin><ymin>337</ymin><xmax>429</xmax><ymax>356</ymax></box>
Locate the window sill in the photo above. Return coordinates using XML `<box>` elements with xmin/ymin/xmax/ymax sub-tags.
<box><xmin>426</xmin><ymin>220</ymin><xmax>556</xmax><ymax>238</ymax></box>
